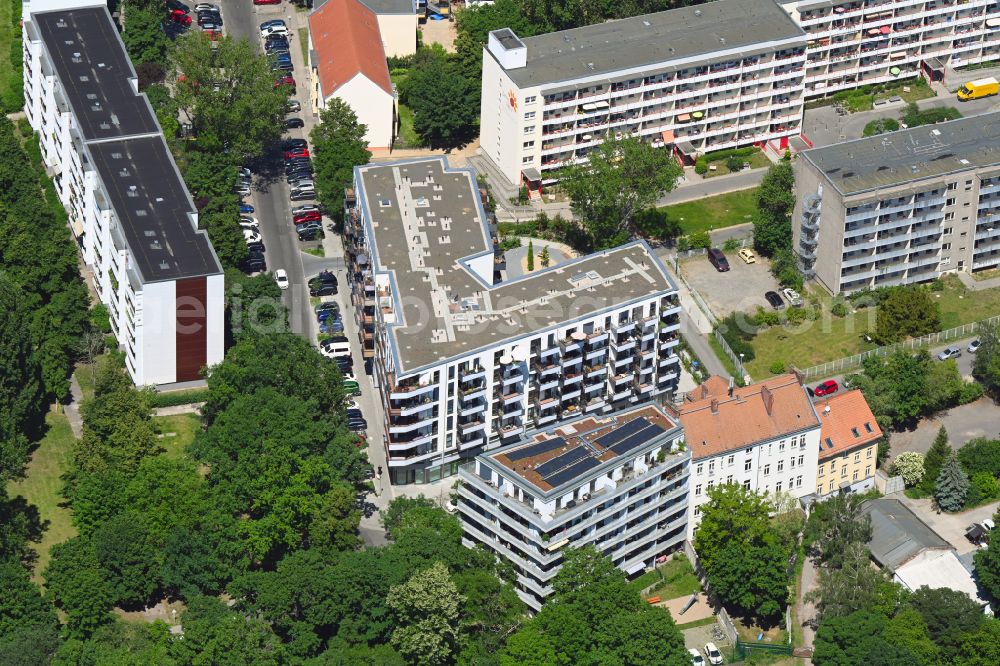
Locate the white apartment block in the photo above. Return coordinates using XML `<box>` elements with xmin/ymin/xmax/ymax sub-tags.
<box><xmin>458</xmin><ymin>404</ymin><xmax>690</xmax><ymax>610</ymax></box>
<box><xmin>22</xmin><ymin>0</ymin><xmax>224</xmax><ymax>386</ymax></box>
<box><xmin>481</xmin><ymin>0</ymin><xmax>809</xmax><ymax>187</ymax></box>
<box><xmin>344</xmin><ymin>157</ymin><xmax>682</xmax><ymax>485</ymax></box>
<box><xmin>480</xmin><ymin>0</ymin><xmax>1000</xmax><ymax>189</ymax></box>
<box><xmin>781</xmin><ymin>0</ymin><xmax>1000</xmax><ymax>96</ymax></box>
<box><xmin>676</xmin><ymin>375</ymin><xmax>821</xmax><ymax>537</ymax></box>
<box><xmin>793</xmin><ymin>112</ymin><xmax>1000</xmax><ymax>293</ymax></box>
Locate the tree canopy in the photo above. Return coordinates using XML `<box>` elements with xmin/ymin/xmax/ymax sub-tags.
<box><xmin>560</xmin><ymin>134</ymin><xmax>682</xmax><ymax>249</ymax></box>
<box><xmin>310</xmin><ymin>99</ymin><xmax>371</xmax><ymax>223</ymax></box>
<box><xmin>398</xmin><ymin>46</ymin><xmax>479</xmax><ymax>150</ymax></box>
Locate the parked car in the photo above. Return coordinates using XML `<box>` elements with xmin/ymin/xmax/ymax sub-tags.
<box><xmin>274</xmin><ymin>269</ymin><xmax>289</xmax><ymax>290</ymax></box>
<box><xmin>246</xmin><ymin>241</ymin><xmax>265</xmax><ymax>253</ymax></box>
<box><xmin>738</xmin><ymin>248</ymin><xmax>756</xmax><ymax>264</ymax></box>
<box><xmin>688</xmin><ymin>649</ymin><xmax>705</xmax><ymax>666</ymax></box>
<box><xmin>287</xmin><ymin>99</ymin><xmax>301</xmax><ymax>113</ymax></box>
<box><xmin>290</xmin><ymin>189</ymin><xmax>314</xmax><ymax>202</ymax></box>
<box><xmin>703</xmin><ymin>643</ymin><xmax>723</xmax><ymax>666</ymax></box>
<box><xmin>169</xmin><ymin>9</ymin><xmax>192</xmax><ymax>25</ymax></box>
<box><xmin>260</xmin><ymin>25</ymin><xmax>288</xmax><ymax>39</ymax></box>
<box><xmin>284</xmin><ymin>147</ymin><xmax>310</xmax><ymax>159</ymax></box>
<box><xmin>707</xmin><ymin>247</ymin><xmax>730</xmax><ymax>272</ymax></box>
<box><xmin>235</xmin><ymin>182</ymin><xmax>251</xmax><ymax>196</ymax></box>
<box><xmin>239</xmin><ymin>203</ymin><xmax>255</xmax><ymax>214</ymax></box>
<box><xmin>294</xmin><ymin>213</ymin><xmax>321</xmax><ymax>225</ymax></box>
<box><xmin>315</xmin><ymin>301</ymin><xmax>339</xmax><ymax>314</ymax></box>
<box><xmin>310</xmin><ymin>282</ymin><xmax>336</xmax><ymax>296</ymax></box>
<box><xmin>320</xmin><ymin>319</ymin><xmax>344</xmax><ymax>334</ymax></box>
<box><xmin>320</xmin><ymin>343</ymin><xmax>351</xmax><ymax>359</ymax></box>
<box><xmin>937</xmin><ymin>346</ymin><xmax>962</xmax><ymax>361</ymax></box>
<box><xmin>298</xmin><ymin>229</ymin><xmax>322</xmax><ymax>242</ymax></box>
<box><xmin>194</xmin><ymin>3</ymin><xmax>219</xmax><ymax>11</ymax></box>
<box><xmin>292</xmin><ymin>204</ymin><xmax>320</xmax><ymax>215</ymax></box>
<box><xmin>239</xmin><ymin>221</ymin><xmax>258</xmax><ymax>233</ymax></box>
<box><xmin>273</xmin><ymin>74</ymin><xmax>295</xmax><ymax>91</ymax></box>
<box><xmin>167</xmin><ymin>0</ymin><xmax>190</xmax><ymax>12</ymax></box>
<box><xmin>254</xmin><ymin>0</ymin><xmax>281</xmax><ymax>4</ymax></box>
<box><xmin>296</xmin><ymin>224</ymin><xmax>323</xmax><ymax>236</ymax></box>
<box><xmin>285</xmin><ymin>117</ymin><xmax>304</xmax><ymax>129</ymax></box>
<box><xmin>968</xmin><ymin>339</ymin><xmax>982</xmax><ymax>353</ymax></box>
<box><xmin>814</xmin><ymin>379</ymin><xmax>838</xmax><ymax>397</ymax></box>
<box><xmin>271</xmin><ymin>60</ymin><xmax>294</xmax><ymax>72</ymax></box>
<box><xmin>347</xmin><ymin>420</ymin><xmax>367</xmax><ymax>432</ymax></box>
<box><xmin>764</xmin><ymin>290</ymin><xmax>784</xmax><ymax>309</ymax></box>
<box><xmin>782</xmin><ymin>287</ymin><xmax>803</xmax><ymax>307</ymax></box>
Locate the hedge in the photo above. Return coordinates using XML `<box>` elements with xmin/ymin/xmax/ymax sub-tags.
<box><xmin>151</xmin><ymin>388</ymin><xmax>210</xmax><ymax>408</ymax></box>
<box><xmin>694</xmin><ymin>146</ymin><xmax>759</xmax><ymax>174</ymax></box>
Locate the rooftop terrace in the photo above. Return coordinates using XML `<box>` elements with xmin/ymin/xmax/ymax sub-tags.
<box><xmin>489</xmin><ymin>404</ymin><xmax>679</xmax><ymax>493</ymax></box>
<box><xmin>354</xmin><ymin>158</ymin><xmax>675</xmax><ymax>374</ymax></box>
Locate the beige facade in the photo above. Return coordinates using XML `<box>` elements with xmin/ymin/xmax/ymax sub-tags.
<box><xmin>794</xmin><ymin>112</ymin><xmax>1000</xmax><ymax>294</ymax></box>
<box><xmin>375</xmin><ymin>13</ymin><xmax>417</xmax><ymax>58</ymax></box>
<box><xmin>816</xmin><ymin>441</ymin><xmax>878</xmax><ymax>495</ymax></box>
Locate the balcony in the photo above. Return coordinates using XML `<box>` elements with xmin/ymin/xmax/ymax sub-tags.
<box><xmin>561</xmin><ymin>387</ymin><xmax>582</xmax><ymax>400</ymax></box>
<box><xmin>459</xmin><ymin>419</ymin><xmax>486</xmax><ymax>435</ymax></box>
<box><xmin>461</xmin><ymin>385</ymin><xmax>488</xmax><ymax>403</ymax></box>
<box><xmin>460</xmin><ymin>366</ymin><xmax>487</xmax><ymax>384</ymax></box>
<box><xmin>533</xmin><ymin>360</ymin><xmax>561</xmax><ymax>378</ymax></box>
<box><xmin>501</xmin><ymin>390</ymin><xmax>523</xmax><ymax>405</ymax></box>
<box><xmin>559</xmin><ymin>336</ymin><xmax>585</xmax><ymax>354</ymax></box>
<box><xmin>500</xmin><ymin>423</ymin><xmax>525</xmax><ymax>439</ymax></box>
<box><xmin>389</xmin><ymin>412</ymin><xmax>436</xmax><ymax>434</ymax></box>
<box><xmin>389</xmin><ymin>381</ymin><xmax>437</xmax><ymax>400</ymax></box>
<box><xmin>585</xmin><ymin>363</ymin><xmax>608</xmax><ymax>376</ymax></box>
<box><xmin>460</xmin><ymin>398</ymin><xmax>488</xmax><ymax>417</ymax></box>
<box><xmin>563</xmin><ymin>372</ymin><xmax>583</xmax><ymax>386</ymax></box>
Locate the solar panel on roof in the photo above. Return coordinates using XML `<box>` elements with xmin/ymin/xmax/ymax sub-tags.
<box><xmin>506</xmin><ymin>437</ymin><xmax>566</xmax><ymax>461</ymax></box>
<box><xmin>609</xmin><ymin>422</ymin><xmax>665</xmax><ymax>455</ymax></box>
<box><xmin>543</xmin><ymin>457</ymin><xmax>600</xmax><ymax>487</ymax></box>
<box><xmin>535</xmin><ymin>446</ymin><xmax>590</xmax><ymax>477</ymax></box>
<box><xmin>594</xmin><ymin>418</ymin><xmax>647</xmax><ymax>449</ymax></box>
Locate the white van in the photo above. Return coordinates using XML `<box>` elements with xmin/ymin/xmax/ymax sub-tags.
<box><xmin>320</xmin><ymin>341</ymin><xmax>351</xmax><ymax>359</ymax></box>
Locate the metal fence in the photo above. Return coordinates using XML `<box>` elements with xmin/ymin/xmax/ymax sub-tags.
<box><xmin>713</xmin><ymin>328</ymin><xmax>750</xmax><ymax>381</ymax></box>
<box><xmin>798</xmin><ymin>314</ymin><xmax>1000</xmax><ymax>380</ymax></box>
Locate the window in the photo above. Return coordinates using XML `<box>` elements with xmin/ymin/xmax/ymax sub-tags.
<box><xmin>522</xmin><ymin>156</ymin><xmax>534</xmax><ymax>164</ymax></box>
<box><xmin>726</xmin><ymin>475</ymin><xmax>733</xmax><ymax>484</ymax></box>
<box><xmin>524</xmin><ymin>126</ymin><xmax>535</xmax><ymax>134</ymax></box>
<box><xmin>523</xmin><ymin>141</ymin><xmax>535</xmax><ymax>149</ymax></box>
<box><xmin>946</xmin><ymin>197</ymin><xmax>956</xmax><ymax>206</ymax></box>
<box><xmin>763</xmin><ymin>464</ymin><xmax>771</xmax><ymax>475</ymax></box>
<box><xmin>798</xmin><ymin>455</ymin><xmax>804</xmax><ymax>466</ymax></box>
<box><xmin>790</xmin><ymin>457</ymin><xmax>795</xmax><ymax>468</ymax></box>
<box><xmin>866</xmin><ymin>447</ymin><xmax>873</xmax><ymax>459</ymax></box>
<box><xmin>799</xmin><ymin>436</ymin><xmax>806</xmax><ymax>448</ymax></box>
<box><xmin>775</xmin><ymin>481</ymin><xmax>782</xmax><ymax>493</ymax></box>
<box><xmin>744</xmin><ymin>460</ymin><xmax>752</xmax><ymax>471</ymax></box>
<box><xmin>696</xmin><ymin>463</ymin><xmax>703</xmax><ymax>475</ymax></box>
<box><xmin>694</xmin><ymin>506</ymin><xmax>701</xmax><ymax>517</ymax></box>
<box><xmin>779</xmin><ymin>442</ymin><xmax>785</xmax><ymax>452</ymax></box>
<box><xmin>819</xmin><ymin>466</ymin><xmax>825</xmax><ymax>478</ymax></box>
<box><xmin>727</xmin><ymin>455</ymin><xmax>735</xmax><ymax>466</ymax></box>
<box><xmin>841</xmin><ymin>465</ymin><xmax>848</xmax><ymax>478</ymax></box>
<box><xmin>947</xmin><ymin>182</ymin><xmax>957</xmax><ymax>191</ymax></box>
<box><xmin>744</xmin><ymin>479</ymin><xmax>751</xmax><ymax>489</ymax></box>
<box><xmin>524</xmin><ymin>111</ymin><xmax>536</xmax><ymax>120</ymax></box>
<box><xmin>853</xmin><ymin>469</ymin><xmax>859</xmax><ymax>481</ymax></box>
<box><xmin>524</xmin><ymin>95</ymin><xmax>536</xmax><ymax>104</ymax></box>
<box><xmin>865</xmin><ymin>465</ymin><xmax>872</xmax><ymax>476</ymax></box>
<box><xmin>828</xmin><ymin>481</ymin><xmax>834</xmax><ymax>493</ymax></box>
<box><xmin>796</xmin><ymin>475</ymin><xmax>802</xmax><ymax>487</ymax></box>
<box><xmin>746</xmin><ymin>448</ymin><xmax>753</xmax><ymax>455</ymax></box>
<box><xmin>707</xmin><ymin>480</ymin><xmax>715</xmax><ymax>490</ymax></box>
<box><xmin>943</xmin><ymin>227</ymin><xmax>953</xmax><ymax>235</ymax></box>
<box><xmin>777</xmin><ymin>460</ymin><xmax>784</xmax><ymax>473</ymax></box>
<box><xmin>943</xmin><ymin>242</ymin><xmax>952</xmax><ymax>250</ymax></box>
<box><xmin>854</xmin><ymin>452</ymin><xmax>861</xmax><ymax>463</ymax></box>
<box><xmin>708</xmin><ymin>461</ymin><xmax>715</xmax><ymax>473</ymax></box>
<box><xmin>695</xmin><ymin>484</ymin><xmax>702</xmax><ymax>496</ymax></box>
<box><xmin>851</xmin><ymin>427</ymin><xmax>860</xmax><ymax>438</ymax></box>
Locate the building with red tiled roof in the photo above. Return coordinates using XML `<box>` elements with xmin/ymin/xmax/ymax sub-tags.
<box><xmin>677</xmin><ymin>374</ymin><xmax>821</xmax><ymax>536</ymax></box>
<box><xmin>308</xmin><ymin>0</ymin><xmax>396</xmax><ymax>148</ymax></box>
<box><xmin>814</xmin><ymin>389</ymin><xmax>882</xmax><ymax>496</ymax></box>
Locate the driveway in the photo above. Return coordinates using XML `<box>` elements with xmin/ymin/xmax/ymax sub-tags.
<box><xmin>888</xmin><ymin>396</ymin><xmax>1000</xmax><ymax>460</ymax></box>
<box><xmin>680</xmin><ymin>252</ymin><xmax>783</xmax><ymax>318</ymax></box>
<box><xmin>895</xmin><ymin>495</ymin><xmax>1000</xmax><ymax>555</ymax></box>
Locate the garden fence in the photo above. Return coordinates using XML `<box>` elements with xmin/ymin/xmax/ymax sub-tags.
<box><xmin>713</xmin><ymin>329</ymin><xmax>750</xmax><ymax>381</ymax></box>
<box><xmin>797</xmin><ymin>314</ymin><xmax>1000</xmax><ymax>380</ymax></box>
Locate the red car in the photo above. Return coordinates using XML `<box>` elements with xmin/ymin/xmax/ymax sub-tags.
<box><xmin>253</xmin><ymin>0</ymin><xmax>281</xmax><ymax>4</ymax></box>
<box><xmin>169</xmin><ymin>9</ymin><xmax>192</xmax><ymax>26</ymax></box>
<box><xmin>293</xmin><ymin>211</ymin><xmax>321</xmax><ymax>224</ymax></box>
<box><xmin>813</xmin><ymin>380</ymin><xmax>839</xmax><ymax>397</ymax></box>
<box><xmin>274</xmin><ymin>74</ymin><xmax>295</xmax><ymax>90</ymax></box>
<box><xmin>284</xmin><ymin>148</ymin><xmax>309</xmax><ymax>160</ymax></box>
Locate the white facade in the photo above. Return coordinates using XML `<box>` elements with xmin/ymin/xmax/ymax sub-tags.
<box><xmin>686</xmin><ymin>428</ymin><xmax>821</xmax><ymax>536</ymax></box>
<box><xmin>458</xmin><ymin>406</ymin><xmax>690</xmax><ymax>610</ymax></box>
<box><xmin>375</xmin><ymin>13</ymin><xmax>417</xmax><ymax>58</ymax></box>
<box><xmin>324</xmin><ymin>74</ymin><xmax>395</xmax><ymax>149</ymax></box>
<box><xmin>22</xmin><ymin>0</ymin><xmax>224</xmax><ymax>386</ymax></box>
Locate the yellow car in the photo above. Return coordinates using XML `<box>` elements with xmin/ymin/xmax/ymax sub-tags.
<box><xmin>738</xmin><ymin>248</ymin><xmax>756</xmax><ymax>264</ymax></box>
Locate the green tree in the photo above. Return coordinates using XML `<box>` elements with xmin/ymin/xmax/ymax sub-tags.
<box><xmin>561</xmin><ymin>134</ymin><xmax>683</xmax><ymax>249</ymax></box>
<box><xmin>813</xmin><ymin>609</ymin><xmax>886</xmax><ymax>666</ymax></box>
<box><xmin>804</xmin><ymin>492</ymin><xmax>872</xmax><ymax>569</ymax></box>
<box><xmin>918</xmin><ymin>426</ymin><xmax>950</xmax><ymax>495</ymax></box>
<box><xmin>0</xmin><ymin>623</ymin><xmax>61</xmax><ymax>666</ymax></box>
<box><xmin>44</xmin><ymin>537</ymin><xmax>115</xmax><ymax>638</ymax></box>
<box><xmin>92</xmin><ymin>514</ymin><xmax>162</xmax><ymax>607</ymax></box>
<box><xmin>593</xmin><ymin>605</ymin><xmax>689</xmax><ymax>666</ymax></box>
<box><xmin>170</xmin><ymin>595</ymin><xmax>286</xmax><ymax>666</ymax></box>
<box><xmin>752</xmin><ymin>162</ymin><xmax>795</xmax><ymax>256</ymax></box>
<box><xmin>0</xmin><ymin>561</ymin><xmax>59</xmax><ymax>645</ymax></box>
<box><xmin>388</xmin><ymin>561</ymin><xmax>465</xmax><ymax>666</ymax></box>
<box><xmin>958</xmin><ymin>438</ymin><xmax>1000</xmax><ymax>478</ymax></box>
<box><xmin>400</xmin><ymin>48</ymin><xmax>478</xmax><ymax>149</ymax></box>
<box><xmin>908</xmin><ymin>586</ymin><xmax>985</xmax><ymax>661</ymax></box>
<box><xmin>171</xmin><ymin>32</ymin><xmax>288</xmax><ymax>159</ymax></box>
<box><xmin>809</xmin><ymin>543</ymin><xmax>903</xmax><ymax>621</ymax></box>
<box><xmin>972</xmin><ymin>321</ymin><xmax>1000</xmax><ymax>396</ymax></box>
<box><xmin>883</xmin><ymin>608</ymin><xmax>938</xmax><ymax>666</ymax></box>
<box><xmin>892</xmin><ymin>451</ymin><xmax>925</xmax><ymax>487</ymax></box>
<box><xmin>310</xmin><ymin>98</ymin><xmax>371</xmax><ymax>223</ymax></box>
<box><xmin>226</xmin><ymin>269</ymin><xmax>287</xmax><ymax>341</ymax></box>
<box><xmin>953</xmin><ymin>618</ymin><xmax>1000</xmax><ymax>666</ymax></box>
<box><xmin>873</xmin><ymin>285</ymin><xmax>940</xmax><ymax>344</ymax></box>
<box><xmin>693</xmin><ymin>484</ymin><xmax>791</xmax><ymax>622</ymax></box>
<box><xmin>121</xmin><ymin>1</ymin><xmax>171</xmax><ymax>66</ymax></box>
<box><xmin>499</xmin><ymin>622</ymin><xmax>557</xmax><ymax>666</ymax></box>
<box><xmin>202</xmin><ymin>210</ymin><xmax>248</xmax><ymax>269</ymax></box>
<box><xmin>539</xmin><ymin>245</ymin><xmax>550</xmax><ymax>268</ymax></box>
<box><xmin>934</xmin><ymin>452</ymin><xmax>970</xmax><ymax>512</ymax></box>
<box><xmin>527</xmin><ymin>240</ymin><xmax>535</xmax><ymax>271</ymax></box>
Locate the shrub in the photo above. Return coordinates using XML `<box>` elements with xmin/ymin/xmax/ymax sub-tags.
<box><xmin>150</xmin><ymin>388</ymin><xmax>210</xmax><ymax>408</ymax></box>
<box><xmin>862</xmin><ymin>117</ymin><xmax>900</xmax><ymax>137</ymax></box>
<box><xmin>722</xmin><ymin>238</ymin><xmax>742</xmax><ymax>252</ymax></box>
<box><xmin>831</xmin><ymin>300</ymin><xmax>848</xmax><ymax>318</ymax></box>
<box><xmin>967</xmin><ymin>472</ymin><xmax>1000</xmax><ymax>507</ymax></box>
<box><xmin>677</xmin><ymin>236</ymin><xmax>691</xmax><ymax>252</ymax></box>
<box><xmin>688</xmin><ymin>231</ymin><xmax>711</xmax><ymax>249</ymax></box>
<box><xmin>892</xmin><ymin>451</ymin><xmax>925</xmax><ymax>487</ymax></box>
<box><xmin>726</xmin><ymin>155</ymin><xmax>743</xmax><ymax>173</ymax></box>
<box><xmin>695</xmin><ymin>157</ymin><xmax>709</xmax><ymax>175</ymax></box>
<box><xmin>769</xmin><ymin>361</ymin><xmax>786</xmax><ymax>374</ymax></box>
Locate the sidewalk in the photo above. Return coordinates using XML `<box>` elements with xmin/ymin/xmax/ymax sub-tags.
<box><xmin>63</xmin><ymin>374</ymin><xmax>84</xmax><ymax>438</ymax></box>
<box><xmin>956</xmin><ymin>270</ymin><xmax>1000</xmax><ymax>291</ymax></box>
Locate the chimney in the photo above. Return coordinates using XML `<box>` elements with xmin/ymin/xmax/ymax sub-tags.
<box><xmin>728</xmin><ymin>376</ymin><xmax>734</xmax><ymax>397</ymax></box>
<box><xmin>823</xmin><ymin>405</ymin><xmax>831</xmax><ymax>416</ymax></box>
<box><xmin>761</xmin><ymin>385</ymin><xmax>774</xmax><ymax>415</ymax></box>
<box><xmin>700</xmin><ymin>384</ymin><xmax>710</xmax><ymax>399</ymax></box>
<box><xmin>710</xmin><ymin>398</ymin><xmax>719</xmax><ymax>414</ymax></box>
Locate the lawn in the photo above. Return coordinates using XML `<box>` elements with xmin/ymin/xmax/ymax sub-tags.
<box><xmin>745</xmin><ymin>277</ymin><xmax>1000</xmax><ymax>377</ymax></box>
<box><xmin>635</xmin><ymin>555</ymin><xmax>702</xmax><ymax>600</ymax></box>
<box><xmin>153</xmin><ymin>413</ymin><xmax>201</xmax><ymax>459</ymax></box>
<box><xmin>702</xmin><ymin>151</ymin><xmax>771</xmax><ymax>179</ymax></box>
<box><xmin>6</xmin><ymin>410</ymin><xmax>78</xmax><ymax>582</ymax></box>
<box><xmin>75</xmin><ymin>362</ymin><xmax>97</xmax><ymax>401</ymax></box>
<box><xmin>298</xmin><ymin>27</ymin><xmax>309</xmax><ymax>61</ymax></box>
<box><xmin>389</xmin><ymin>69</ymin><xmax>420</xmax><ymax>148</ymax></box>
<box><xmin>303</xmin><ymin>246</ymin><xmax>325</xmax><ymax>257</ymax></box>
<box><xmin>660</xmin><ymin>188</ymin><xmax>757</xmax><ymax>236</ymax></box>
<box><xmin>0</xmin><ymin>0</ymin><xmax>22</xmax><ymax>113</ymax></box>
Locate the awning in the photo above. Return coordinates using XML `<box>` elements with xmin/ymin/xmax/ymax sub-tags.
<box><xmin>661</xmin><ymin>129</ymin><xmax>675</xmax><ymax>143</ymax></box>
<box><xmin>890</xmin><ymin>51</ymin><xmax>907</xmax><ymax>59</ymax></box>
<box><xmin>880</xmin><ymin>26</ymin><xmax>891</xmax><ymax>34</ymax></box>
<box><xmin>546</xmin><ymin>537</ymin><xmax>570</xmax><ymax>552</ymax></box>
<box><xmin>691</xmin><ymin>111</ymin><xmax>704</xmax><ymax>119</ymax></box>
<box><xmin>581</xmin><ymin>100</ymin><xmax>609</xmax><ymax>111</ymax></box>
<box><xmin>675</xmin><ymin>140</ymin><xmax>697</xmax><ymax>155</ymax></box>
<box><xmin>71</xmin><ymin>218</ymin><xmax>85</xmax><ymax>238</ymax></box>
<box><xmin>522</xmin><ymin>167</ymin><xmax>541</xmax><ymax>182</ymax></box>
<box><xmin>676</xmin><ymin>113</ymin><xmax>691</xmax><ymax>122</ymax></box>
<box><xmin>626</xmin><ymin>562</ymin><xmax>646</xmax><ymax>576</ymax></box>
<box><xmin>925</xmin><ymin>56</ymin><xmax>945</xmax><ymax>71</ymax></box>
<box><xmin>988</xmin><ymin>18</ymin><xmax>1000</xmax><ymax>27</ymax></box>
<box><xmin>867</xmin><ymin>28</ymin><xmax>881</xmax><ymax>36</ymax></box>
<box><xmin>890</xmin><ymin>66</ymin><xmax>902</xmax><ymax>76</ymax></box>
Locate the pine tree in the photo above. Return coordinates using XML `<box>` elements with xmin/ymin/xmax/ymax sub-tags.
<box><xmin>527</xmin><ymin>240</ymin><xmax>535</xmax><ymax>271</ymax></box>
<box><xmin>539</xmin><ymin>245</ymin><xmax>550</xmax><ymax>268</ymax></box>
<box><xmin>935</xmin><ymin>453</ymin><xmax>970</xmax><ymax>512</ymax></box>
<box><xmin>919</xmin><ymin>426</ymin><xmax>951</xmax><ymax>495</ymax></box>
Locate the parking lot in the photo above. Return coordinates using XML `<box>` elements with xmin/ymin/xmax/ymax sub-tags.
<box><xmin>680</xmin><ymin>250</ymin><xmax>784</xmax><ymax>317</ymax></box>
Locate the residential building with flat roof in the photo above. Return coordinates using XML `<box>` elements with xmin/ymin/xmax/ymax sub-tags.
<box><xmin>814</xmin><ymin>389</ymin><xmax>882</xmax><ymax>496</ymax></box>
<box><xmin>22</xmin><ymin>0</ymin><xmax>224</xmax><ymax>386</ymax></box>
<box><xmin>779</xmin><ymin>0</ymin><xmax>1000</xmax><ymax>97</ymax></box>
<box><xmin>480</xmin><ymin>0</ymin><xmax>809</xmax><ymax>186</ymax></box>
<box><xmin>793</xmin><ymin>112</ymin><xmax>1000</xmax><ymax>293</ymax></box>
<box><xmin>458</xmin><ymin>403</ymin><xmax>689</xmax><ymax>610</ymax></box>
<box><xmin>677</xmin><ymin>374</ymin><xmax>821</xmax><ymax>536</ymax></box>
<box><xmin>344</xmin><ymin>157</ymin><xmax>682</xmax><ymax>484</ymax></box>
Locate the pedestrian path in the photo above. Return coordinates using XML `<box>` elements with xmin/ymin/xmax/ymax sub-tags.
<box><xmin>956</xmin><ymin>270</ymin><xmax>1000</xmax><ymax>291</ymax></box>
<box><xmin>63</xmin><ymin>375</ymin><xmax>84</xmax><ymax>438</ymax></box>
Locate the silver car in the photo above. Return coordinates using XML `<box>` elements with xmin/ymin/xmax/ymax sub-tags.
<box><xmin>937</xmin><ymin>346</ymin><xmax>962</xmax><ymax>361</ymax></box>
